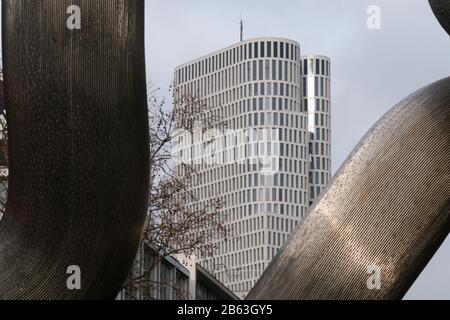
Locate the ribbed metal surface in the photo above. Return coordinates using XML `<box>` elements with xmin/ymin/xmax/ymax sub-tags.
<box><xmin>248</xmin><ymin>77</ymin><xmax>450</xmax><ymax>300</ymax></box>
<box><xmin>0</xmin><ymin>0</ymin><xmax>149</xmax><ymax>299</ymax></box>
<box><xmin>430</xmin><ymin>0</ymin><xmax>450</xmax><ymax>36</ymax></box>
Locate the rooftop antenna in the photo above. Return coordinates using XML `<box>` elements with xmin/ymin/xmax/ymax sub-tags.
<box><xmin>240</xmin><ymin>13</ymin><xmax>244</xmax><ymax>42</ymax></box>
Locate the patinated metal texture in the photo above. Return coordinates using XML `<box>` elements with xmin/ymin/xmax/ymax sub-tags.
<box><xmin>430</xmin><ymin>0</ymin><xmax>450</xmax><ymax>36</ymax></box>
<box><xmin>0</xmin><ymin>0</ymin><xmax>149</xmax><ymax>299</ymax></box>
<box><xmin>248</xmin><ymin>77</ymin><xmax>450</xmax><ymax>300</ymax></box>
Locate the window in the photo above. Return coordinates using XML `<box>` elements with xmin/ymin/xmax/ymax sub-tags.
<box><xmin>320</xmin><ymin>77</ymin><xmax>324</xmax><ymax>96</ymax></box>
<box><xmin>260</xmin><ymin>41</ymin><xmax>265</xmax><ymax>58</ymax></box>
<box><xmin>272</xmin><ymin>60</ymin><xmax>276</xmax><ymax>80</ymax></box>
<box><xmin>284</xmin><ymin>61</ymin><xmax>288</xmax><ymax>81</ymax></box>
<box><xmin>267</xmin><ymin>42</ymin><xmax>272</xmax><ymax>57</ymax></box>
<box><xmin>175</xmin><ymin>272</ymin><xmax>188</xmax><ymax>300</ymax></box>
<box><xmin>280</xmin><ymin>42</ymin><xmax>284</xmax><ymax>58</ymax></box>
<box><xmin>279</xmin><ymin>60</ymin><xmax>283</xmax><ymax>80</ymax></box>
<box><xmin>254</xmin><ymin>42</ymin><xmax>259</xmax><ymax>58</ymax></box>
<box><xmin>259</xmin><ymin>60</ymin><xmax>263</xmax><ymax>80</ymax></box>
<box><xmin>315</xmin><ymin>77</ymin><xmax>319</xmax><ymax>96</ymax></box>
<box><xmin>274</xmin><ymin>42</ymin><xmax>278</xmax><ymax>57</ymax></box>
<box><xmin>161</xmin><ymin>262</ymin><xmax>174</xmax><ymax>300</ymax></box>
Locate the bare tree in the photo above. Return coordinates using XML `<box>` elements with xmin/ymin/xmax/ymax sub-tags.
<box><xmin>0</xmin><ymin>79</ymin><xmax>8</xmax><ymax>219</ymax></box>
<box><xmin>122</xmin><ymin>84</ymin><xmax>230</xmax><ymax>300</ymax></box>
<box><xmin>0</xmin><ymin>77</ymin><xmax>230</xmax><ymax>299</ymax></box>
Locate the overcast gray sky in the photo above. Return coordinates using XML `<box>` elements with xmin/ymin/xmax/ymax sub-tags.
<box><xmin>145</xmin><ymin>0</ymin><xmax>450</xmax><ymax>299</ymax></box>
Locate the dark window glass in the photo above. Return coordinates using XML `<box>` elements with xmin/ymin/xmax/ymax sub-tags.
<box><xmin>279</xmin><ymin>60</ymin><xmax>282</xmax><ymax>80</ymax></box>
<box><xmin>315</xmin><ymin>77</ymin><xmax>319</xmax><ymax>96</ymax></box>
<box><xmin>280</xmin><ymin>42</ymin><xmax>284</xmax><ymax>58</ymax></box>
<box><xmin>272</xmin><ymin>60</ymin><xmax>276</xmax><ymax>80</ymax></box>
<box><xmin>321</xmin><ymin>60</ymin><xmax>325</xmax><ymax>76</ymax></box>
<box><xmin>259</xmin><ymin>60</ymin><xmax>263</xmax><ymax>80</ymax></box>
<box><xmin>254</xmin><ymin>42</ymin><xmax>259</xmax><ymax>58</ymax></box>
<box><xmin>274</xmin><ymin>42</ymin><xmax>278</xmax><ymax>57</ymax></box>
<box><xmin>316</xmin><ymin>59</ymin><xmax>320</xmax><ymax>75</ymax></box>
<box><xmin>267</xmin><ymin>42</ymin><xmax>272</xmax><ymax>57</ymax></box>
<box><xmin>303</xmin><ymin>59</ymin><xmax>308</xmax><ymax>75</ymax></box>
<box><xmin>320</xmin><ymin>77</ymin><xmax>324</xmax><ymax>96</ymax></box>
<box><xmin>249</xmin><ymin>43</ymin><xmax>253</xmax><ymax>59</ymax></box>
<box><xmin>284</xmin><ymin>61</ymin><xmax>288</xmax><ymax>81</ymax></box>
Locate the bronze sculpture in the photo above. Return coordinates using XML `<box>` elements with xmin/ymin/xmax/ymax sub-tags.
<box><xmin>429</xmin><ymin>0</ymin><xmax>450</xmax><ymax>35</ymax></box>
<box><xmin>248</xmin><ymin>0</ymin><xmax>450</xmax><ymax>300</ymax></box>
<box><xmin>0</xmin><ymin>0</ymin><xmax>149</xmax><ymax>299</ymax></box>
<box><xmin>0</xmin><ymin>0</ymin><xmax>448</xmax><ymax>300</ymax></box>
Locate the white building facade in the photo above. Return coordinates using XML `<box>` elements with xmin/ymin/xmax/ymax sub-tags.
<box><xmin>301</xmin><ymin>55</ymin><xmax>332</xmax><ymax>205</ymax></box>
<box><xmin>173</xmin><ymin>38</ymin><xmax>330</xmax><ymax>298</ymax></box>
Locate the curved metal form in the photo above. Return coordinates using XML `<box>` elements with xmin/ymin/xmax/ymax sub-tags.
<box><xmin>0</xmin><ymin>0</ymin><xmax>149</xmax><ymax>299</ymax></box>
<box><xmin>429</xmin><ymin>0</ymin><xmax>450</xmax><ymax>36</ymax></box>
<box><xmin>248</xmin><ymin>2</ymin><xmax>450</xmax><ymax>301</ymax></box>
<box><xmin>247</xmin><ymin>77</ymin><xmax>450</xmax><ymax>300</ymax></box>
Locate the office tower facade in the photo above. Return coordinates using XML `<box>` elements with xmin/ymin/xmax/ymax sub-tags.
<box><xmin>301</xmin><ymin>55</ymin><xmax>332</xmax><ymax>205</ymax></box>
<box><xmin>173</xmin><ymin>38</ymin><xmax>330</xmax><ymax>298</ymax></box>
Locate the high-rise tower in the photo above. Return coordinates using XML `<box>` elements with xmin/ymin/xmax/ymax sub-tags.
<box><xmin>301</xmin><ymin>55</ymin><xmax>332</xmax><ymax>205</ymax></box>
<box><xmin>173</xmin><ymin>39</ymin><xmax>330</xmax><ymax>298</ymax></box>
